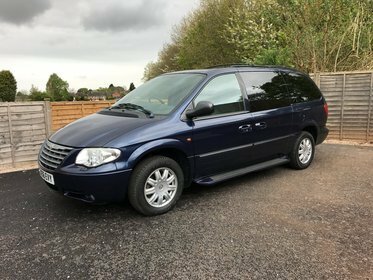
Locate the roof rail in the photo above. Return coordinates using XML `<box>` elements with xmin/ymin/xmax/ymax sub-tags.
<box><xmin>206</xmin><ymin>64</ymin><xmax>301</xmax><ymax>72</ymax></box>
<box><xmin>207</xmin><ymin>63</ymin><xmax>255</xmax><ymax>69</ymax></box>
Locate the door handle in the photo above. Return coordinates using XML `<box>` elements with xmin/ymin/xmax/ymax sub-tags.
<box><xmin>255</xmin><ymin>122</ymin><xmax>267</xmax><ymax>129</ymax></box>
<box><xmin>238</xmin><ymin>124</ymin><xmax>252</xmax><ymax>133</ymax></box>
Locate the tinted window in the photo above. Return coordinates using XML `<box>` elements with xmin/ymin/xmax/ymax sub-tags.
<box><xmin>240</xmin><ymin>71</ymin><xmax>291</xmax><ymax>112</ymax></box>
<box><xmin>282</xmin><ymin>72</ymin><xmax>321</xmax><ymax>103</ymax></box>
<box><xmin>194</xmin><ymin>74</ymin><xmax>244</xmax><ymax>115</ymax></box>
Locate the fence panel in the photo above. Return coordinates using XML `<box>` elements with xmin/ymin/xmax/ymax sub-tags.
<box><xmin>50</xmin><ymin>101</ymin><xmax>115</xmax><ymax>132</ymax></box>
<box><xmin>311</xmin><ymin>71</ymin><xmax>373</xmax><ymax>142</ymax></box>
<box><xmin>0</xmin><ymin>102</ymin><xmax>50</xmax><ymax>169</ymax></box>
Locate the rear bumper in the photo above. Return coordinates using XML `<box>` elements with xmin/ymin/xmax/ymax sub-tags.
<box><xmin>40</xmin><ymin>167</ymin><xmax>132</xmax><ymax>203</ymax></box>
<box><xmin>316</xmin><ymin>126</ymin><xmax>329</xmax><ymax>145</ymax></box>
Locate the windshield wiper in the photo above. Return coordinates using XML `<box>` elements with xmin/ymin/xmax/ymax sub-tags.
<box><xmin>109</xmin><ymin>103</ymin><xmax>154</xmax><ymax>118</ymax></box>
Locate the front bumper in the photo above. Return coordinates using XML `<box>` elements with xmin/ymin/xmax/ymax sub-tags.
<box><xmin>40</xmin><ymin>166</ymin><xmax>132</xmax><ymax>203</ymax></box>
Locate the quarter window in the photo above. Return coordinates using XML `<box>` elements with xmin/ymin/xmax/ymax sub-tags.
<box><xmin>282</xmin><ymin>72</ymin><xmax>322</xmax><ymax>103</ymax></box>
<box><xmin>240</xmin><ymin>71</ymin><xmax>291</xmax><ymax>112</ymax></box>
<box><xmin>194</xmin><ymin>74</ymin><xmax>244</xmax><ymax>116</ymax></box>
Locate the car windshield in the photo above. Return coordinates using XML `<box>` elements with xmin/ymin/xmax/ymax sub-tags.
<box><xmin>112</xmin><ymin>73</ymin><xmax>206</xmax><ymax>115</ymax></box>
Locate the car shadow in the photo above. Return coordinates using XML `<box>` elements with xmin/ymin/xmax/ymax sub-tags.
<box><xmin>43</xmin><ymin>165</ymin><xmax>288</xmax><ymax>219</ymax></box>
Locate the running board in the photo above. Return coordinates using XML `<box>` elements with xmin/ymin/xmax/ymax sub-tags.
<box><xmin>195</xmin><ymin>157</ymin><xmax>290</xmax><ymax>185</ymax></box>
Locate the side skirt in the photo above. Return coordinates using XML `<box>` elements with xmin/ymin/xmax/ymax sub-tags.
<box><xmin>195</xmin><ymin>157</ymin><xmax>290</xmax><ymax>185</ymax></box>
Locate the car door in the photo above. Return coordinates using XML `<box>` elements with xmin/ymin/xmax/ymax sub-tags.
<box><xmin>239</xmin><ymin>71</ymin><xmax>295</xmax><ymax>163</ymax></box>
<box><xmin>189</xmin><ymin>73</ymin><xmax>254</xmax><ymax>178</ymax></box>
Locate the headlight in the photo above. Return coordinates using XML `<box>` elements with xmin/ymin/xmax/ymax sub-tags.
<box><xmin>75</xmin><ymin>148</ymin><xmax>121</xmax><ymax>168</ymax></box>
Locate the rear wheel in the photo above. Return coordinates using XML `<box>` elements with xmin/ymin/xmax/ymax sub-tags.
<box><xmin>289</xmin><ymin>131</ymin><xmax>315</xmax><ymax>170</ymax></box>
<box><xmin>128</xmin><ymin>156</ymin><xmax>184</xmax><ymax>216</ymax></box>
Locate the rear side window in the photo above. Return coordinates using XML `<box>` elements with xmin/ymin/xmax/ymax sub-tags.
<box><xmin>194</xmin><ymin>74</ymin><xmax>244</xmax><ymax>116</ymax></box>
<box><xmin>282</xmin><ymin>72</ymin><xmax>322</xmax><ymax>103</ymax></box>
<box><xmin>240</xmin><ymin>71</ymin><xmax>291</xmax><ymax>112</ymax></box>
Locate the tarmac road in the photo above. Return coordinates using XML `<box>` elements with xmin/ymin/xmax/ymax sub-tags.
<box><xmin>0</xmin><ymin>144</ymin><xmax>372</xmax><ymax>279</ymax></box>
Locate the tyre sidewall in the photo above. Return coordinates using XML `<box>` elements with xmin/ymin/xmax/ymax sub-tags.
<box><xmin>129</xmin><ymin>156</ymin><xmax>184</xmax><ymax>216</ymax></box>
<box><xmin>292</xmin><ymin>132</ymin><xmax>315</xmax><ymax>169</ymax></box>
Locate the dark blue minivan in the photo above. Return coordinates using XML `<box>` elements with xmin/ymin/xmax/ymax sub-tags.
<box><xmin>39</xmin><ymin>65</ymin><xmax>328</xmax><ymax>215</ymax></box>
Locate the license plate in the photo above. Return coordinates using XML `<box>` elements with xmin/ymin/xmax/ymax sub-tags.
<box><xmin>39</xmin><ymin>169</ymin><xmax>55</xmax><ymax>185</ymax></box>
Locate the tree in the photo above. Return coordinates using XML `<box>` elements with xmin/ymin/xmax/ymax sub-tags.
<box><xmin>222</xmin><ymin>0</ymin><xmax>287</xmax><ymax>64</ymax></box>
<box><xmin>129</xmin><ymin>83</ymin><xmax>136</xmax><ymax>91</ymax></box>
<box><xmin>76</xmin><ymin>88</ymin><xmax>89</xmax><ymax>101</ymax></box>
<box><xmin>277</xmin><ymin>0</ymin><xmax>373</xmax><ymax>72</ymax></box>
<box><xmin>143</xmin><ymin>0</ymin><xmax>248</xmax><ymax>80</ymax></box>
<box><xmin>144</xmin><ymin>0</ymin><xmax>372</xmax><ymax>77</ymax></box>
<box><xmin>29</xmin><ymin>85</ymin><xmax>50</xmax><ymax>101</ymax></box>
<box><xmin>15</xmin><ymin>91</ymin><xmax>30</xmax><ymax>102</ymax></box>
<box><xmin>0</xmin><ymin>70</ymin><xmax>17</xmax><ymax>102</ymax></box>
<box><xmin>144</xmin><ymin>42</ymin><xmax>184</xmax><ymax>80</ymax></box>
<box><xmin>46</xmin><ymin>73</ymin><xmax>69</xmax><ymax>101</ymax></box>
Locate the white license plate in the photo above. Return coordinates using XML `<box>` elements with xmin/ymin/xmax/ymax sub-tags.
<box><xmin>39</xmin><ymin>169</ymin><xmax>55</xmax><ymax>185</ymax></box>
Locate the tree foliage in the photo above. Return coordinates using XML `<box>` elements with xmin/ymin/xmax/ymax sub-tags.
<box><xmin>0</xmin><ymin>70</ymin><xmax>17</xmax><ymax>102</ymax></box>
<box><xmin>46</xmin><ymin>73</ymin><xmax>70</xmax><ymax>101</ymax></box>
<box><xmin>29</xmin><ymin>85</ymin><xmax>50</xmax><ymax>101</ymax></box>
<box><xmin>144</xmin><ymin>0</ymin><xmax>372</xmax><ymax>80</ymax></box>
<box><xmin>16</xmin><ymin>91</ymin><xmax>30</xmax><ymax>102</ymax></box>
<box><xmin>277</xmin><ymin>0</ymin><xmax>373</xmax><ymax>72</ymax></box>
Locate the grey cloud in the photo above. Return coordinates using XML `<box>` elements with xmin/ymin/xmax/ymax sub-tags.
<box><xmin>0</xmin><ymin>0</ymin><xmax>51</xmax><ymax>24</ymax></box>
<box><xmin>82</xmin><ymin>1</ymin><xmax>165</xmax><ymax>31</ymax></box>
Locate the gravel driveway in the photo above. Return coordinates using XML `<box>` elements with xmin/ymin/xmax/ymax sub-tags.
<box><xmin>0</xmin><ymin>143</ymin><xmax>372</xmax><ymax>279</ymax></box>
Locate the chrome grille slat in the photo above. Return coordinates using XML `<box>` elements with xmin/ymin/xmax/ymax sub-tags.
<box><xmin>39</xmin><ymin>140</ymin><xmax>73</xmax><ymax>170</ymax></box>
<box><xmin>44</xmin><ymin>143</ymin><xmax>72</xmax><ymax>154</ymax></box>
<box><xmin>39</xmin><ymin>156</ymin><xmax>58</xmax><ymax>169</ymax></box>
<box><xmin>41</xmin><ymin>149</ymin><xmax>65</xmax><ymax>160</ymax></box>
<box><xmin>40</xmin><ymin>153</ymin><xmax>61</xmax><ymax>165</ymax></box>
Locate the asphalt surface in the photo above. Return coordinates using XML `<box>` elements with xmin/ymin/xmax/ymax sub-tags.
<box><xmin>0</xmin><ymin>143</ymin><xmax>372</xmax><ymax>280</ymax></box>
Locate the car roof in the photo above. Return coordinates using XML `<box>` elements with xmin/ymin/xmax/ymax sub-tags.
<box><xmin>168</xmin><ymin>64</ymin><xmax>307</xmax><ymax>76</ymax></box>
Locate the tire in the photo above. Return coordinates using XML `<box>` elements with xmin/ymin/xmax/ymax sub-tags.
<box><xmin>128</xmin><ymin>156</ymin><xmax>184</xmax><ymax>216</ymax></box>
<box><xmin>289</xmin><ymin>131</ymin><xmax>315</xmax><ymax>170</ymax></box>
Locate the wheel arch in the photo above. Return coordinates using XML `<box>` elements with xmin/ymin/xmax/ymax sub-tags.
<box><xmin>301</xmin><ymin>123</ymin><xmax>318</xmax><ymax>143</ymax></box>
<box><xmin>128</xmin><ymin>139</ymin><xmax>193</xmax><ymax>188</ymax></box>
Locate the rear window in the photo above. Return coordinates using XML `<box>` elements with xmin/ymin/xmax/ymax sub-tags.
<box><xmin>240</xmin><ymin>71</ymin><xmax>291</xmax><ymax>112</ymax></box>
<box><xmin>282</xmin><ymin>72</ymin><xmax>322</xmax><ymax>103</ymax></box>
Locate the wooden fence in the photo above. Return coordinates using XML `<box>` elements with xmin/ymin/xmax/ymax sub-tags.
<box><xmin>310</xmin><ymin>71</ymin><xmax>373</xmax><ymax>141</ymax></box>
<box><xmin>51</xmin><ymin>101</ymin><xmax>115</xmax><ymax>131</ymax></box>
<box><xmin>0</xmin><ymin>102</ymin><xmax>50</xmax><ymax>169</ymax></box>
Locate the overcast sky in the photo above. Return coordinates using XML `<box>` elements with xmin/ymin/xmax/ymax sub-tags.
<box><xmin>0</xmin><ymin>0</ymin><xmax>200</xmax><ymax>92</ymax></box>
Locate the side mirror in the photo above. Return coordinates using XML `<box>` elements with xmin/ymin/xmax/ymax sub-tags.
<box><xmin>186</xmin><ymin>101</ymin><xmax>214</xmax><ymax>119</ymax></box>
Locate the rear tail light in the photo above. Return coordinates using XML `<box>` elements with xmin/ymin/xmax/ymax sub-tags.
<box><xmin>323</xmin><ymin>102</ymin><xmax>328</xmax><ymax>117</ymax></box>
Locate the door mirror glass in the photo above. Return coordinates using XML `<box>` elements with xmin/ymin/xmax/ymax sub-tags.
<box><xmin>186</xmin><ymin>101</ymin><xmax>214</xmax><ymax>119</ymax></box>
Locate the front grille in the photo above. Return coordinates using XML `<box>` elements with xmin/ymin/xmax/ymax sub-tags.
<box><xmin>39</xmin><ymin>140</ymin><xmax>73</xmax><ymax>170</ymax></box>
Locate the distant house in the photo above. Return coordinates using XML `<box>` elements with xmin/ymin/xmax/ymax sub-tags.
<box><xmin>111</xmin><ymin>86</ymin><xmax>126</xmax><ymax>100</ymax></box>
<box><xmin>112</xmin><ymin>92</ymin><xmax>122</xmax><ymax>99</ymax></box>
<box><xmin>87</xmin><ymin>91</ymin><xmax>107</xmax><ymax>101</ymax></box>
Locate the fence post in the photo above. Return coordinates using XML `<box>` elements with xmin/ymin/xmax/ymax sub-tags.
<box><xmin>43</xmin><ymin>101</ymin><xmax>52</xmax><ymax>137</ymax></box>
<box><xmin>339</xmin><ymin>73</ymin><xmax>346</xmax><ymax>140</ymax></box>
<box><xmin>6</xmin><ymin>103</ymin><xmax>15</xmax><ymax>167</ymax></box>
<box><xmin>315</xmin><ymin>72</ymin><xmax>321</xmax><ymax>87</ymax></box>
<box><xmin>81</xmin><ymin>103</ymin><xmax>85</xmax><ymax>117</ymax></box>
<box><xmin>367</xmin><ymin>72</ymin><xmax>373</xmax><ymax>142</ymax></box>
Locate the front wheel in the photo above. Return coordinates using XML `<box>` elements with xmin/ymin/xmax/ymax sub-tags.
<box><xmin>128</xmin><ymin>156</ymin><xmax>184</xmax><ymax>216</ymax></box>
<box><xmin>289</xmin><ymin>131</ymin><xmax>315</xmax><ymax>170</ymax></box>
